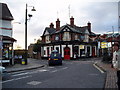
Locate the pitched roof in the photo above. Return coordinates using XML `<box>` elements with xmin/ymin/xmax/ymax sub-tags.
<box><xmin>53</xmin><ymin>24</ymin><xmax>92</xmax><ymax>34</ymax></box>
<box><xmin>42</xmin><ymin>23</ymin><xmax>96</xmax><ymax>36</ymax></box>
<box><xmin>0</xmin><ymin>3</ymin><xmax>14</xmax><ymax>20</ymax></box>
<box><xmin>42</xmin><ymin>27</ymin><xmax>56</xmax><ymax>36</ymax></box>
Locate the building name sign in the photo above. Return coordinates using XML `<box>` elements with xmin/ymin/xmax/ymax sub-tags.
<box><xmin>101</xmin><ymin>42</ymin><xmax>108</xmax><ymax>48</ymax></box>
<box><xmin>79</xmin><ymin>45</ymin><xmax>85</xmax><ymax>49</ymax></box>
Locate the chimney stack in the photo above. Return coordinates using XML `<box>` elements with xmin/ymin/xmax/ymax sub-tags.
<box><xmin>70</xmin><ymin>16</ymin><xmax>74</xmax><ymax>27</ymax></box>
<box><xmin>49</xmin><ymin>23</ymin><xmax>54</xmax><ymax>28</ymax></box>
<box><xmin>87</xmin><ymin>21</ymin><xmax>91</xmax><ymax>33</ymax></box>
<box><xmin>56</xmin><ymin>18</ymin><xmax>60</xmax><ymax>31</ymax></box>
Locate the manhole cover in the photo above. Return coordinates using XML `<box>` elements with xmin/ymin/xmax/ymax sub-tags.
<box><xmin>27</xmin><ymin>81</ymin><xmax>42</xmax><ymax>85</ymax></box>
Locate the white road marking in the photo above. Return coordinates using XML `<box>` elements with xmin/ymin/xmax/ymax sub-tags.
<box><xmin>27</xmin><ymin>81</ymin><xmax>42</xmax><ymax>85</ymax></box>
<box><xmin>38</xmin><ymin>69</ymin><xmax>48</xmax><ymax>72</ymax></box>
<box><xmin>93</xmin><ymin>64</ymin><xmax>104</xmax><ymax>73</ymax></box>
<box><xmin>48</xmin><ymin>67</ymin><xmax>54</xmax><ymax>68</ymax></box>
<box><xmin>12</xmin><ymin>72</ymin><xmax>28</xmax><ymax>77</ymax></box>
<box><xmin>2</xmin><ymin>75</ymin><xmax>32</xmax><ymax>83</ymax></box>
<box><xmin>10</xmin><ymin>71</ymin><xmax>26</xmax><ymax>74</ymax></box>
<box><xmin>62</xmin><ymin>67</ymin><xmax>68</xmax><ymax>70</ymax></box>
<box><xmin>51</xmin><ymin>70</ymin><xmax>58</xmax><ymax>73</ymax></box>
<box><xmin>28</xmin><ymin>69</ymin><xmax>48</xmax><ymax>74</ymax></box>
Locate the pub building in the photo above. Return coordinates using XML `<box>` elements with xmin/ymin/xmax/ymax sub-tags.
<box><xmin>0</xmin><ymin>3</ymin><xmax>16</xmax><ymax>65</ymax></box>
<box><xmin>41</xmin><ymin>16</ymin><xmax>98</xmax><ymax>60</ymax></box>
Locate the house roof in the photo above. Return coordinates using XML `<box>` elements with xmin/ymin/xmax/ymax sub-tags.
<box><xmin>42</xmin><ymin>23</ymin><xmax>95</xmax><ymax>36</ymax></box>
<box><xmin>42</xmin><ymin>27</ymin><xmax>56</xmax><ymax>36</ymax></box>
<box><xmin>0</xmin><ymin>3</ymin><xmax>14</xmax><ymax>20</ymax></box>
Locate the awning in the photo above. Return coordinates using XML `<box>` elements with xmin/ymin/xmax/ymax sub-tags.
<box><xmin>0</xmin><ymin>35</ymin><xmax>17</xmax><ymax>42</ymax></box>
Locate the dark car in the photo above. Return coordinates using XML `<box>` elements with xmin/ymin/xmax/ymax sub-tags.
<box><xmin>48</xmin><ymin>50</ymin><xmax>62</xmax><ymax>66</ymax></box>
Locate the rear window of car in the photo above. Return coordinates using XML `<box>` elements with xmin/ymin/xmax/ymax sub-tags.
<box><xmin>50</xmin><ymin>53</ymin><xmax>61</xmax><ymax>59</ymax></box>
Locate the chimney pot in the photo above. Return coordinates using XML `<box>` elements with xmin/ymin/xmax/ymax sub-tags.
<box><xmin>50</xmin><ymin>22</ymin><xmax>54</xmax><ymax>28</ymax></box>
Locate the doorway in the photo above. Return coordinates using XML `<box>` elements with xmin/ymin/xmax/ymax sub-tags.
<box><xmin>64</xmin><ymin>47</ymin><xmax>70</xmax><ymax>60</ymax></box>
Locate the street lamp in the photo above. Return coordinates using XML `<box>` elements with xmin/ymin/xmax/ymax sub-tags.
<box><xmin>25</xmin><ymin>4</ymin><xmax>36</xmax><ymax>65</ymax></box>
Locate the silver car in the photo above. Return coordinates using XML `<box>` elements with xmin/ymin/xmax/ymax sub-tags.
<box><xmin>0</xmin><ymin>66</ymin><xmax>8</xmax><ymax>80</ymax></box>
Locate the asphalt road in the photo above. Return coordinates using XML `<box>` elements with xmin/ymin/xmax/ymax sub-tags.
<box><xmin>2</xmin><ymin>60</ymin><xmax>106</xmax><ymax>88</ymax></box>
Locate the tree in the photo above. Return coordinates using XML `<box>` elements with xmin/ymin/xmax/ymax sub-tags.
<box><xmin>33</xmin><ymin>39</ymin><xmax>41</xmax><ymax>52</ymax></box>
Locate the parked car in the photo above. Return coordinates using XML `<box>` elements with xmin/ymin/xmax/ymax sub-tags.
<box><xmin>0</xmin><ymin>66</ymin><xmax>8</xmax><ymax>80</ymax></box>
<box><xmin>48</xmin><ymin>50</ymin><xmax>62</xmax><ymax>66</ymax></box>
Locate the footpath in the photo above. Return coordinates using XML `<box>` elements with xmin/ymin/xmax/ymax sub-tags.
<box><xmin>5</xmin><ymin>58</ymin><xmax>45</xmax><ymax>73</ymax></box>
<box><xmin>95</xmin><ymin>58</ymin><xmax>118</xmax><ymax>89</ymax></box>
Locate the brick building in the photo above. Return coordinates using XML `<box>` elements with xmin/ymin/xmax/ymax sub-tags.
<box><xmin>41</xmin><ymin>16</ymin><xmax>98</xmax><ymax>60</ymax></box>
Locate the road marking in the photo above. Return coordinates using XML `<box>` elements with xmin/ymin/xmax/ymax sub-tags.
<box><xmin>93</xmin><ymin>64</ymin><xmax>104</xmax><ymax>73</ymax></box>
<box><xmin>2</xmin><ymin>75</ymin><xmax>32</xmax><ymax>83</ymax></box>
<box><xmin>62</xmin><ymin>67</ymin><xmax>68</xmax><ymax>70</ymax></box>
<box><xmin>51</xmin><ymin>70</ymin><xmax>58</xmax><ymax>73</ymax></box>
<box><xmin>38</xmin><ymin>69</ymin><xmax>48</xmax><ymax>72</ymax></box>
<box><xmin>12</xmin><ymin>72</ymin><xmax>28</xmax><ymax>77</ymax></box>
<box><xmin>10</xmin><ymin>71</ymin><xmax>26</xmax><ymax>74</ymax></box>
<box><xmin>27</xmin><ymin>81</ymin><xmax>42</xmax><ymax>85</ymax></box>
<box><xmin>48</xmin><ymin>67</ymin><xmax>54</xmax><ymax>68</ymax></box>
<box><xmin>28</xmin><ymin>69</ymin><xmax>48</xmax><ymax>74</ymax></box>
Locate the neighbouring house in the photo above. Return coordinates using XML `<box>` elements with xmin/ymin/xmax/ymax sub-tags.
<box><xmin>0</xmin><ymin>3</ymin><xmax>16</xmax><ymax>65</ymax></box>
<box><xmin>93</xmin><ymin>33</ymin><xmax>120</xmax><ymax>57</ymax></box>
<box><xmin>28</xmin><ymin>44</ymin><xmax>34</xmax><ymax>58</ymax></box>
<box><xmin>40</xmin><ymin>16</ymin><xmax>98</xmax><ymax>60</ymax></box>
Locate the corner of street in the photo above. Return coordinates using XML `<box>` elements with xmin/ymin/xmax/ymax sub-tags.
<box><xmin>2</xmin><ymin>57</ymin><xmax>118</xmax><ymax>89</ymax></box>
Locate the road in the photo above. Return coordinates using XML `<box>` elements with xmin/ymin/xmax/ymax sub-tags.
<box><xmin>2</xmin><ymin>60</ymin><xmax>106</xmax><ymax>88</ymax></box>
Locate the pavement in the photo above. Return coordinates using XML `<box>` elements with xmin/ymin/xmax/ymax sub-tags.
<box><xmin>5</xmin><ymin>58</ymin><xmax>45</xmax><ymax>73</ymax></box>
<box><xmin>94</xmin><ymin>59</ymin><xmax>118</xmax><ymax>89</ymax></box>
<box><xmin>4</xmin><ymin>57</ymin><xmax>118</xmax><ymax>89</ymax></box>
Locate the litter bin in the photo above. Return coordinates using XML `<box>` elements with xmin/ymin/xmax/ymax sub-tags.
<box><xmin>21</xmin><ymin>59</ymin><xmax>25</xmax><ymax>65</ymax></box>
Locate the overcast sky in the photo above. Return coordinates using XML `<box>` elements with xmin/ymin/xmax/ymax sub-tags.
<box><xmin>1</xmin><ymin>0</ymin><xmax>119</xmax><ymax>49</ymax></box>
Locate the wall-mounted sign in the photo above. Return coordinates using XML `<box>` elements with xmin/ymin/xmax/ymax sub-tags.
<box><xmin>79</xmin><ymin>45</ymin><xmax>85</xmax><ymax>49</ymax></box>
<box><xmin>101</xmin><ymin>42</ymin><xmax>108</xmax><ymax>48</ymax></box>
<box><xmin>108</xmin><ymin>42</ymin><xmax>112</xmax><ymax>47</ymax></box>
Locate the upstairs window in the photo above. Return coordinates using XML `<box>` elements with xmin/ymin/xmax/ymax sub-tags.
<box><xmin>63</xmin><ymin>32</ymin><xmax>71</xmax><ymax>41</ymax></box>
<box><xmin>45</xmin><ymin>35</ymin><xmax>50</xmax><ymax>43</ymax></box>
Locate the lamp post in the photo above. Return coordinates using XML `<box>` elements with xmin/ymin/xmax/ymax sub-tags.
<box><xmin>25</xmin><ymin>4</ymin><xmax>36</xmax><ymax>65</ymax></box>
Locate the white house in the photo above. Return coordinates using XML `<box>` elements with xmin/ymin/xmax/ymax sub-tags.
<box><xmin>0</xmin><ymin>3</ymin><xmax>16</xmax><ymax>65</ymax></box>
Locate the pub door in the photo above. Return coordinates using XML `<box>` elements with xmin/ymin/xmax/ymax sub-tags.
<box><xmin>64</xmin><ymin>47</ymin><xmax>70</xmax><ymax>60</ymax></box>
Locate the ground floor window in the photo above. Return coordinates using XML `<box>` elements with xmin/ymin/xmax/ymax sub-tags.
<box><xmin>56</xmin><ymin>47</ymin><xmax>59</xmax><ymax>53</ymax></box>
<box><xmin>80</xmin><ymin>49</ymin><xmax>85</xmax><ymax>57</ymax></box>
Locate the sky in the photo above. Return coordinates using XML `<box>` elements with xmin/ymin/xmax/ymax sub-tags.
<box><xmin>1</xmin><ymin>0</ymin><xmax>119</xmax><ymax>49</ymax></box>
